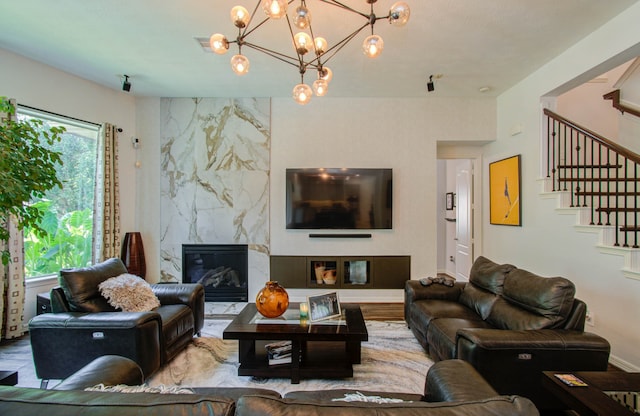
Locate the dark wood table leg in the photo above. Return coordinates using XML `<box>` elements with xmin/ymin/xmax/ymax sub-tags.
<box><xmin>346</xmin><ymin>340</ymin><xmax>362</xmax><ymax>364</ymax></box>
<box><xmin>290</xmin><ymin>340</ymin><xmax>301</xmax><ymax>384</ymax></box>
<box><xmin>238</xmin><ymin>339</ymin><xmax>255</xmax><ymax>367</ymax></box>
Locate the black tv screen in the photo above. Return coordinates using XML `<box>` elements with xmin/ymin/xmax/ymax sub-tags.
<box><xmin>286</xmin><ymin>168</ymin><xmax>392</xmax><ymax>230</ymax></box>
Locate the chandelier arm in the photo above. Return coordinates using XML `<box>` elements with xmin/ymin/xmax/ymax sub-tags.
<box><xmin>285</xmin><ymin>12</ymin><xmax>306</xmax><ymax>70</ymax></box>
<box><xmin>318</xmin><ymin>0</ymin><xmax>370</xmax><ymax>19</ymax></box>
<box><xmin>313</xmin><ymin>22</ymin><xmax>368</xmax><ymax>66</ymax></box>
<box><xmin>242</xmin><ymin>43</ymin><xmax>302</xmax><ymax>68</ymax></box>
<box><xmin>241</xmin><ymin>1</ymin><xmax>264</xmax><ymax>38</ymax></box>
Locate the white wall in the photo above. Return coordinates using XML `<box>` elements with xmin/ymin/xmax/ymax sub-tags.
<box><xmin>487</xmin><ymin>2</ymin><xmax>640</xmax><ymax>370</ymax></box>
<box><xmin>269</xmin><ymin>97</ymin><xmax>495</xmax><ymax>301</ymax></box>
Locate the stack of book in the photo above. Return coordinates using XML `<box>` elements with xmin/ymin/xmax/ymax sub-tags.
<box><xmin>265</xmin><ymin>341</ymin><xmax>292</xmax><ymax>365</ymax></box>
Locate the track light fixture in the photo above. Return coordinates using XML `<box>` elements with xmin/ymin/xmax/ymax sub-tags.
<box><xmin>122</xmin><ymin>75</ymin><xmax>131</xmax><ymax>92</ymax></box>
<box><xmin>210</xmin><ymin>0</ymin><xmax>411</xmax><ymax>105</ymax></box>
<box><xmin>427</xmin><ymin>75</ymin><xmax>435</xmax><ymax>92</ymax></box>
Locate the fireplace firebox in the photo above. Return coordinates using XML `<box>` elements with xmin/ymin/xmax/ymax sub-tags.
<box><xmin>182</xmin><ymin>244</ymin><xmax>248</xmax><ymax>302</ymax></box>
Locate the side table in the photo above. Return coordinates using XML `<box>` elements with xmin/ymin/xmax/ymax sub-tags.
<box><xmin>37</xmin><ymin>291</ymin><xmax>52</xmax><ymax>314</ymax></box>
<box><xmin>0</xmin><ymin>370</ymin><xmax>18</xmax><ymax>386</ymax></box>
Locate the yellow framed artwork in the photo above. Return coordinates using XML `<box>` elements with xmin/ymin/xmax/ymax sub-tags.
<box><xmin>489</xmin><ymin>155</ymin><xmax>521</xmax><ymax>226</ymax></box>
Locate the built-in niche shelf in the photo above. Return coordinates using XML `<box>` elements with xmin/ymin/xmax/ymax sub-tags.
<box><xmin>270</xmin><ymin>255</ymin><xmax>410</xmax><ymax>289</ymax></box>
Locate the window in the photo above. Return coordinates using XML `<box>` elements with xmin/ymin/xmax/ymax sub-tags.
<box><xmin>17</xmin><ymin>107</ymin><xmax>99</xmax><ymax>279</ymax></box>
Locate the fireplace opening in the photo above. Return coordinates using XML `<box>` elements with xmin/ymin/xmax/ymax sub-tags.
<box><xmin>182</xmin><ymin>244</ymin><xmax>248</xmax><ymax>302</ymax></box>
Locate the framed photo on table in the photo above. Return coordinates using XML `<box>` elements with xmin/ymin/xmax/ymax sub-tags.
<box><xmin>307</xmin><ymin>292</ymin><xmax>341</xmax><ymax>322</ymax></box>
<box><xmin>489</xmin><ymin>154</ymin><xmax>521</xmax><ymax>226</ymax></box>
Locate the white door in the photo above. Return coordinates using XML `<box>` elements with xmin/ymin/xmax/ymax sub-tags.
<box><xmin>455</xmin><ymin>160</ymin><xmax>473</xmax><ymax>281</ymax></box>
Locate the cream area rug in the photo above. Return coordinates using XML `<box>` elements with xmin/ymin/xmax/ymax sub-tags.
<box><xmin>147</xmin><ymin>319</ymin><xmax>433</xmax><ymax>396</ymax></box>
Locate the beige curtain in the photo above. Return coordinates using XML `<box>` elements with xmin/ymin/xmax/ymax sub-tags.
<box><xmin>0</xmin><ymin>99</ymin><xmax>26</xmax><ymax>340</ymax></box>
<box><xmin>0</xmin><ymin>216</ymin><xmax>26</xmax><ymax>340</ymax></box>
<box><xmin>92</xmin><ymin>123</ymin><xmax>121</xmax><ymax>263</ymax></box>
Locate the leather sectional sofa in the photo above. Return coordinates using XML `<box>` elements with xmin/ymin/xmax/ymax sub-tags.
<box><xmin>28</xmin><ymin>258</ymin><xmax>205</xmax><ymax>386</ymax></box>
<box><xmin>405</xmin><ymin>256</ymin><xmax>611</xmax><ymax>410</ymax></box>
<box><xmin>0</xmin><ymin>355</ymin><xmax>539</xmax><ymax>415</ymax></box>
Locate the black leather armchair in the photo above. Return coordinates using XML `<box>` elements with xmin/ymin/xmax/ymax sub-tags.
<box><xmin>29</xmin><ymin>258</ymin><xmax>205</xmax><ymax>387</ymax></box>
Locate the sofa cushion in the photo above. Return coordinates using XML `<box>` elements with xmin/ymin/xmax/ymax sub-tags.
<box><xmin>99</xmin><ymin>274</ymin><xmax>161</xmax><ymax>312</ymax></box>
<box><xmin>487</xmin><ymin>269</ymin><xmax>576</xmax><ymax>330</ymax></box>
<box><xmin>59</xmin><ymin>258</ymin><xmax>128</xmax><ymax>312</ymax></box>
<box><xmin>468</xmin><ymin>256</ymin><xmax>514</xmax><ymax>294</ymax></box>
<box><xmin>459</xmin><ymin>257</ymin><xmax>515</xmax><ymax>319</ymax></box>
<box><xmin>426</xmin><ymin>318</ymin><xmax>493</xmax><ymax>361</ymax></box>
<box><xmin>235</xmin><ymin>394</ymin><xmax>539</xmax><ymax>416</ymax></box>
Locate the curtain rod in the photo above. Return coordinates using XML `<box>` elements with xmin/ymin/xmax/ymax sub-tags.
<box><xmin>17</xmin><ymin>104</ymin><xmax>102</xmax><ymax>128</ymax></box>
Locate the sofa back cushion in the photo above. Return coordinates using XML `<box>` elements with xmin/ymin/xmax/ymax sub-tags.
<box><xmin>0</xmin><ymin>387</ymin><xmax>235</xmax><ymax>416</ymax></box>
<box><xmin>59</xmin><ymin>258</ymin><xmax>128</xmax><ymax>312</ymax></box>
<box><xmin>235</xmin><ymin>394</ymin><xmax>539</xmax><ymax>416</ymax></box>
<box><xmin>486</xmin><ymin>268</ymin><xmax>576</xmax><ymax>330</ymax></box>
<box><xmin>459</xmin><ymin>257</ymin><xmax>515</xmax><ymax>319</ymax></box>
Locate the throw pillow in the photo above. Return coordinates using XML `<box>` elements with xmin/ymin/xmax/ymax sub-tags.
<box><xmin>85</xmin><ymin>383</ymin><xmax>194</xmax><ymax>394</ymax></box>
<box><xmin>98</xmin><ymin>273</ymin><xmax>161</xmax><ymax>312</ymax></box>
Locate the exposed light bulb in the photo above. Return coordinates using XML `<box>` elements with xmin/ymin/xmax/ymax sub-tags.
<box><xmin>293</xmin><ymin>83</ymin><xmax>313</xmax><ymax>105</ymax></box>
<box><xmin>389</xmin><ymin>2</ymin><xmax>411</xmax><ymax>26</ymax></box>
<box><xmin>262</xmin><ymin>0</ymin><xmax>287</xmax><ymax>19</ymax></box>
<box><xmin>363</xmin><ymin>35</ymin><xmax>384</xmax><ymax>58</ymax></box>
<box><xmin>313</xmin><ymin>79</ymin><xmax>328</xmax><ymax>96</ymax></box>
<box><xmin>294</xmin><ymin>32</ymin><xmax>313</xmax><ymax>55</ymax></box>
<box><xmin>293</xmin><ymin>5</ymin><xmax>311</xmax><ymax>29</ymax></box>
<box><xmin>231</xmin><ymin>6</ymin><xmax>250</xmax><ymax>28</ymax></box>
<box><xmin>318</xmin><ymin>67</ymin><xmax>333</xmax><ymax>83</ymax></box>
<box><xmin>209</xmin><ymin>34</ymin><xmax>229</xmax><ymax>54</ymax></box>
<box><xmin>230</xmin><ymin>54</ymin><xmax>250</xmax><ymax>75</ymax></box>
<box><xmin>314</xmin><ymin>37</ymin><xmax>327</xmax><ymax>56</ymax></box>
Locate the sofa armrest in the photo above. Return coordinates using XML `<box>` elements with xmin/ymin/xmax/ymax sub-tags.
<box><xmin>424</xmin><ymin>359</ymin><xmax>499</xmax><ymax>402</ymax></box>
<box><xmin>404</xmin><ymin>280</ymin><xmax>464</xmax><ymax>324</ymax></box>
<box><xmin>152</xmin><ymin>283</ymin><xmax>205</xmax><ymax>335</ymax></box>
<box><xmin>457</xmin><ymin>328</ymin><xmax>610</xmax><ymax>355</ymax></box>
<box><xmin>405</xmin><ymin>280</ymin><xmax>465</xmax><ymax>303</ymax></box>
<box><xmin>29</xmin><ymin>312</ymin><xmax>162</xmax><ymax>380</ymax></box>
<box><xmin>53</xmin><ymin>355</ymin><xmax>144</xmax><ymax>390</ymax></box>
<box><xmin>456</xmin><ymin>328</ymin><xmax>610</xmax><ymax>410</ymax></box>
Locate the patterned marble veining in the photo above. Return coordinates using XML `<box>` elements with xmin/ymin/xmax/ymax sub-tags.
<box><xmin>160</xmin><ymin>98</ymin><xmax>270</xmax><ymax>287</ymax></box>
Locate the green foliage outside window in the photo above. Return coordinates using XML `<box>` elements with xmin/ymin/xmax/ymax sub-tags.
<box><xmin>0</xmin><ymin>97</ymin><xmax>64</xmax><ymax>266</ymax></box>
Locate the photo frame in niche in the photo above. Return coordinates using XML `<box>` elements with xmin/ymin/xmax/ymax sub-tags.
<box><xmin>489</xmin><ymin>154</ymin><xmax>521</xmax><ymax>226</ymax></box>
<box><xmin>445</xmin><ymin>192</ymin><xmax>455</xmax><ymax>210</ymax></box>
<box><xmin>307</xmin><ymin>292</ymin><xmax>341</xmax><ymax>322</ymax></box>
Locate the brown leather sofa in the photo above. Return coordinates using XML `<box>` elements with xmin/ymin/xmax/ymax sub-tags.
<box><xmin>404</xmin><ymin>256</ymin><xmax>611</xmax><ymax>411</ymax></box>
<box><xmin>28</xmin><ymin>258</ymin><xmax>205</xmax><ymax>386</ymax></box>
<box><xmin>0</xmin><ymin>355</ymin><xmax>539</xmax><ymax>415</ymax></box>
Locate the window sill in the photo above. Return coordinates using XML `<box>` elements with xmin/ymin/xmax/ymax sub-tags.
<box><xmin>25</xmin><ymin>274</ymin><xmax>57</xmax><ymax>289</ymax></box>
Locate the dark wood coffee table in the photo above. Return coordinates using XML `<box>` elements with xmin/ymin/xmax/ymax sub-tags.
<box><xmin>542</xmin><ymin>371</ymin><xmax>640</xmax><ymax>415</ymax></box>
<box><xmin>223</xmin><ymin>303</ymin><xmax>368</xmax><ymax>384</ymax></box>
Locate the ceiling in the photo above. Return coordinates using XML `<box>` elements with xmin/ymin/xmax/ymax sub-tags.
<box><xmin>0</xmin><ymin>0</ymin><xmax>637</xmax><ymax>99</ymax></box>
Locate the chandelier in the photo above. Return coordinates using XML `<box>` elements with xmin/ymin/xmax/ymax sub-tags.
<box><xmin>209</xmin><ymin>0</ymin><xmax>411</xmax><ymax>105</ymax></box>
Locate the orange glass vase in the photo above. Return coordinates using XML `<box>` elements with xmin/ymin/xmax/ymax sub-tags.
<box><xmin>256</xmin><ymin>281</ymin><xmax>289</xmax><ymax>318</ymax></box>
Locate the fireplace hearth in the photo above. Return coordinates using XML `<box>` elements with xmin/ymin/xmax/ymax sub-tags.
<box><xmin>182</xmin><ymin>244</ymin><xmax>248</xmax><ymax>302</ymax></box>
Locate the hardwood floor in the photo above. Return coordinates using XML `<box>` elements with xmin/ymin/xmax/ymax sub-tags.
<box><xmin>355</xmin><ymin>302</ymin><xmax>404</xmax><ymax>321</ymax></box>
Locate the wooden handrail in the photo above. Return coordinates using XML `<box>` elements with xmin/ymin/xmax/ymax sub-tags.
<box><xmin>603</xmin><ymin>89</ymin><xmax>640</xmax><ymax>119</ymax></box>
<box><xmin>544</xmin><ymin>108</ymin><xmax>640</xmax><ymax>164</ymax></box>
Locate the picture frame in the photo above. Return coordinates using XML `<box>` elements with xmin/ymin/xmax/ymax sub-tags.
<box><xmin>489</xmin><ymin>154</ymin><xmax>521</xmax><ymax>226</ymax></box>
<box><xmin>307</xmin><ymin>292</ymin><xmax>341</xmax><ymax>322</ymax></box>
<box><xmin>445</xmin><ymin>192</ymin><xmax>455</xmax><ymax>210</ymax></box>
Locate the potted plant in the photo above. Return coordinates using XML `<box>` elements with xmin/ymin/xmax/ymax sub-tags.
<box><xmin>0</xmin><ymin>97</ymin><xmax>65</xmax><ymax>265</ymax></box>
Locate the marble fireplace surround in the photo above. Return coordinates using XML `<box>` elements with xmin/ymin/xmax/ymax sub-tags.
<box><xmin>160</xmin><ymin>98</ymin><xmax>270</xmax><ymax>299</ymax></box>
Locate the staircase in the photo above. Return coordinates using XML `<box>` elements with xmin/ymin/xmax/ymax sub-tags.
<box><xmin>541</xmin><ymin>109</ymin><xmax>640</xmax><ymax>279</ymax></box>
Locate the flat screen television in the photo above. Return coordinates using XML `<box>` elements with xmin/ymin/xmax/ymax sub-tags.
<box><xmin>286</xmin><ymin>168</ymin><xmax>392</xmax><ymax>230</ymax></box>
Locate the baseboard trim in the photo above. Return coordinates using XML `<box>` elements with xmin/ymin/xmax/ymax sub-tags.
<box><xmin>609</xmin><ymin>354</ymin><xmax>640</xmax><ymax>372</ymax></box>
